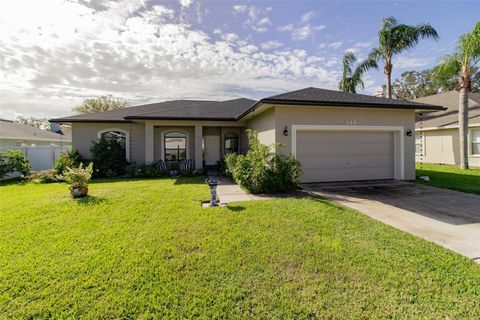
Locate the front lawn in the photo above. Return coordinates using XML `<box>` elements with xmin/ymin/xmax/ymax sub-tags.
<box><xmin>1</xmin><ymin>178</ymin><xmax>480</xmax><ymax>318</ymax></box>
<box><xmin>416</xmin><ymin>163</ymin><xmax>480</xmax><ymax>194</ymax></box>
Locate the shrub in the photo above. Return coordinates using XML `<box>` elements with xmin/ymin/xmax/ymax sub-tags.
<box><xmin>28</xmin><ymin>170</ymin><xmax>63</xmax><ymax>183</ymax></box>
<box><xmin>0</xmin><ymin>150</ymin><xmax>31</xmax><ymax>178</ymax></box>
<box><xmin>90</xmin><ymin>138</ymin><xmax>128</xmax><ymax>178</ymax></box>
<box><xmin>225</xmin><ymin>130</ymin><xmax>302</xmax><ymax>193</ymax></box>
<box><xmin>133</xmin><ymin>163</ymin><xmax>168</xmax><ymax>178</ymax></box>
<box><xmin>54</xmin><ymin>149</ymin><xmax>82</xmax><ymax>175</ymax></box>
<box><xmin>63</xmin><ymin>163</ymin><xmax>93</xmax><ymax>187</ymax></box>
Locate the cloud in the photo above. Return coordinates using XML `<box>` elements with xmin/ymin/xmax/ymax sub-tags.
<box><xmin>354</xmin><ymin>41</ymin><xmax>372</xmax><ymax>48</ymax></box>
<box><xmin>318</xmin><ymin>41</ymin><xmax>343</xmax><ymax>50</ymax></box>
<box><xmin>260</xmin><ymin>40</ymin><xmax>284</xmax><ymax>50</ymax></box>
<box><xmin>278</xmin><ymin>12</ymin><xmax>325</xmax><ymax>41</ymax></box>
<box><xmin>395</xmin><ymin>57</ymin><xmax>431</xmax><ymax>69</ymax></box>
<box><xmin>300</xmin><ymin>11</ymin><xmax>316</xmax><ymax>23</ymax></box>
<box><xmin>179</xmin><ymin>0</ymin><xmax>193</xmax><ymax>7</ymax></box>
<box><xmin>232</xmin><ymin>4</ymin><xmax>272</xmax><ymax>33</ymax></box>
<box><xmin>0</xmin><ymin>0</ymin><xmax>339</xmax><ymax>119</ymax></box>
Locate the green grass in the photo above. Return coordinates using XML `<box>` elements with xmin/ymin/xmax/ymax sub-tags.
<box><xmin>416</xmin><ymin>163</ymin><xmax>480</xmax><ymax>194</ymax></box>
<box><xmin>1</xmin><ymin>177</ymin><xmax>480</xmax><ymax>318</ymax></box>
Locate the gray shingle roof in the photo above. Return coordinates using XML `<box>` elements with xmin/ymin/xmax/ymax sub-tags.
<box><xmin>50</xmin><ymin>87</ymin><xmax>445</xmax><ymax>123</ymax></box>
<box><xmin>261</xmin><ymin>87</ymin><xmax>444</xmax><ymax>109</ymax></box>
<box><xmin>125</xmin><ymin>98</ymin><xmax>256</xmax><ymax>120</ymax></box>
<box><xmin>414</xmin><ymin>91</ymin><xmax>480</xmax><ymax>129</ymax></box>
<box><xmin>0</xmin><ymin>119</ymin><xmax>70</xmax><ymax>141</ymax></box>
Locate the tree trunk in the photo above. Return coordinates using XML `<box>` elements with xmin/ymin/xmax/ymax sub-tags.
<box><xmin>459</xmin><ymin>87</ymin><xmax>469</xmax><ymax>170</ymax></box>
<box><xmin>384</xmin><ymin>59</ymin><xmax>392</xmax><ymax>98</ymax></box>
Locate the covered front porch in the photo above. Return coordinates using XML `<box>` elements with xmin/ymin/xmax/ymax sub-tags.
<box><xmin>144</xmin><ymin>120</ymin><xmax>246</xmax><ymax>170</ymax></box>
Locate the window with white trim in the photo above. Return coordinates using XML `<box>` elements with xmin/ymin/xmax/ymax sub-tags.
<box><xmin>472</xmin><ymin>130</ymin><xmax>480</xmax><ymax>155</ymax></box>
<box><xmin>164</xmin><ymin>131</ymin><xmax>186</xmax><ymax>161</ymax></box>
<box><xmin>415</xmin><ymin>133</ymin><xmax>424</xmax><ymax>155</ymax></box>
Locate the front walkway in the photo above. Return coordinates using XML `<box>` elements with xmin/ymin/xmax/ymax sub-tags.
<box><xmin>215</xmin><ymin>177</ymin><xmax>273</xmax><ymax>204</ymax></box>
<box><xmin>303</xmin><ymin>181</ymin><xmax>480</xmax><ymax>261</ymax></box>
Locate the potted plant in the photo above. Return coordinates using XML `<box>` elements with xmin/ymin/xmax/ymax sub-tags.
<box><xmin>63</xmin><ymin>163</ymin><xmax>93</xmax><ymax>198</ymax></box>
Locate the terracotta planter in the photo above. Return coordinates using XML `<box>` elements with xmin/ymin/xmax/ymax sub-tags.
<box><xmin>69</xmin><ymin>184</ymin><xmax>88</xmax><ymax>198</ymax></box>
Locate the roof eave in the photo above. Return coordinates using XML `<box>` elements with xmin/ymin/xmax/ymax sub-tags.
<box><xmin>260</xmin><ymin>99</ymin><xmax>446</xmax><ymax>110</ymax></box>
<box><xmin>49</xmin><ymin>119</ymin><xmax>132</xmax><ymax>123</ymax></box>
<box><xmin>124</xmin><ymin>116</ymin><xmax>238</xmax><ymax>121</ymax></box>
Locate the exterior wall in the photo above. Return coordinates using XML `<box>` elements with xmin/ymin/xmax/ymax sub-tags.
<box><xmin>245</xmin><ymin>107</ymin><xmax>276</xmax><ymax>147</ymax></box>
<box><xmin>417</xmin><ymin>128</ymin><xmax>480</xmax><ymax>167</ymax></box>
<box><xmin>71</xmin><ymin>122</ymin><xmax>145</xmax><ymax>164</ymax></box>
<box><xmin>154</xmin><ymin>126</ymin><xmax>195</xmax><ymax>162</ymax></box>
<box><xmin>272</xmin><ymin>105</ymin><xmax>416</xmax><ymax>180</ymax></box>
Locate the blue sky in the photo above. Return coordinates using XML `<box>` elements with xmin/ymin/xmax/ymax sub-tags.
<box><xmin>0</xmin><ymin>0</ymin><xmax>479</xmax><ymax>118</ymax></box>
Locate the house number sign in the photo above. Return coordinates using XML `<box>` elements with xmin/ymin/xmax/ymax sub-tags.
<box><xmin>345</xmin><ymin>120</ymin><xmax>358</xmax><ymax>125</ymax></box>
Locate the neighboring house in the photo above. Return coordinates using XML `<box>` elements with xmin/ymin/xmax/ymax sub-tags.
<box><xmin>414</xmin><ymin>90</ymin><xmax>480</xmax><ymax>167</ymax></box>
<box><xmin>51</xmin><ymin>87</ymin><xmax>443</xmax><ymax>183</ymax></box>
<box><xmin>0</xmin><ymin>118</ymin><xmax>71</xmax><ymax>147</ymax></box>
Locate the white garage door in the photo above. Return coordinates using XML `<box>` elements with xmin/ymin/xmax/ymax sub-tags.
<box><xmin>296</xmin><ymin>131</ymin><xmax>395</xmax><ymax>183</ymax></box>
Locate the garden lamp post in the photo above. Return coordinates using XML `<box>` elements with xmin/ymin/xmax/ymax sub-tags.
<box><xmin>206</xmin><ymin>177</ymin><xmax>220</xmax><ymax>206</ymax></box>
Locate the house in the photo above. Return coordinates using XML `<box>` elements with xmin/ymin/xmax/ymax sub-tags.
<box><xmin>414</xmin><ymin>90</ymin><xmax>480</xmax><ymax>167</ymax></box>
<box><xmin>50</xmin><ymin>87</ymin><xmax>443</xmax><ymax>183</ymax></box>
<box><xmin>0</xmin><ymin>118</ymin><xmax>71</xmax><ymax>148</ymax></box>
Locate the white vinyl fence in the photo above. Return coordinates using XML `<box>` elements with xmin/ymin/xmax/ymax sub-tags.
<box><xmin>0</xmin><ymin>145</ymin><xmax>71</xmax><ymax>171</ymax></box>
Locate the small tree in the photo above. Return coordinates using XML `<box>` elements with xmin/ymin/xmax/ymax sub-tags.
<box><xmin>90</xmin><ymin>138</ymin><xmax>128</xmax><ymax>177</ymax></box>
<box><xmin>73</xmin><ymin>95</ymin><xmax>127</xmax><ymax>114</ymax></box>
<box><xmin>16</xmin><ymin>116</ymin><xmax>50</xmax><ymax>130</ymax></box>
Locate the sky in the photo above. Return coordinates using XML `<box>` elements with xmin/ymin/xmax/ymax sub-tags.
<box><xmin>0</xmin><ymin>0</ymin><xmax>479</xmax><ymax>120</ymax></box>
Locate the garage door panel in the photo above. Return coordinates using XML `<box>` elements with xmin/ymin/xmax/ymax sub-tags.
<box><xmin>296</xmin><ymin>131</ymin><xmax>394</xmax><ymax>182</ymax></box>
<box><xmin>297</xmin><ymin>142</ymin><xmax>393</xmax><ymax>157</ymax></box>
<box><xmin>300</xmin><ymin>155</ymin><xmax>393</xmax><ymax>169</ymax></box>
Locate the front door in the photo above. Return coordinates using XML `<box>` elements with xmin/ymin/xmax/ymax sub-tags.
<box><xmin>204</xmin><ymin>135</ymin><xmax>221</xmax><ymax>166</ymax></box>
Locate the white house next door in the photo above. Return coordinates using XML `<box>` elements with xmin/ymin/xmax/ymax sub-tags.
<box><xmin>204</xmin><ymin>135</ymin><xmax>220</xmax><ymax>166</ymax></box>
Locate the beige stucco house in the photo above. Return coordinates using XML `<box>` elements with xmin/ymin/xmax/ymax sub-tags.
<box><xmin>51</xmin><ymin>87</ymin><xmax>443</xmax><ymax>183</ymax></box>
<box><xmin>414</xmin><ymin>90</ymin><xmax>480</xmax><ymax>167</ymax></box>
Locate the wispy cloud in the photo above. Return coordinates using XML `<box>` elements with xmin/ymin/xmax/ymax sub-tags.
<box><xmin>278</xmin><ymin>11</ymin><xmax>325</xmax><ymax>41</ymax></box>
<box><xmin>233</xmin><ymin>4</ymin><xmax>272</xmax><ymax>33</ymax></box>
<box><xmin>318</xmin><ymin>41</ymin><xmax>343</xmax><ymax>50</ymax></box>
<box><xmin>260</xmin><ymin>40</ymin><xmax>284</xmax><ymax>50</ymax></box>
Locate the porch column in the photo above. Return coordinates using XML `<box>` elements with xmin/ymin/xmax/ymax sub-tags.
<box><xmin>145</xmin><ymin>122</ymin><xmax>154</xmax><ymax>163</ymax></box>
<box><xmin>194</xmin><ymin>125</ymin><xmax>203</xmax><ymax>170</ymax></box>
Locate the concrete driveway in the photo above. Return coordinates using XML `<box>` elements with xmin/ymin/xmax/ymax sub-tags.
<box><xmin>303</xmin><ymin>181</ymin><xmax>480</xmax><ymax>261</ymax></box>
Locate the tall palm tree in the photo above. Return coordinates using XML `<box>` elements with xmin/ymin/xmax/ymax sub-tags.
<box><xmin>369</xmin><ymin>17</ymin><xmax>439</xmax><ymax>98</ymax></box>
<box><xmin>434</xmin><ymin>20</ymin><xmax>480</xmax><ymax>170</ymax></box>
<box><xmin>338</xmin><ymin>51</ymin><xmax>378</xmax><ymax>93</ymax></box>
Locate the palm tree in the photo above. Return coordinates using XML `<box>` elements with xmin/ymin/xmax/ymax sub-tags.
<box><xmin>338</xmin><ymin>51</ymin><xmax>378</xmax><ymax>93</ymax></box>
<box><xmin>434</xmin><ymin>20</ymin><xmax>480</xmax><ymax>170</ymax></box>
<box><xmin>369</xmin><ymin>17</ymin><xmax>439</xmax><ymax>98</ymax></box>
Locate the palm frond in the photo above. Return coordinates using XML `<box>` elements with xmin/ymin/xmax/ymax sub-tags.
<box><xmin>433</xmin><ymin>54</ymin><xmax>461</xmax><ymax>81</ymax></box>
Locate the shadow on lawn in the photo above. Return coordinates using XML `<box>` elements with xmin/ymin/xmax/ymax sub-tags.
<box><xmin>74</xmin><ymin>195</ymin><xmax>107</xmax><ymax>205</ymax></box>
<box><xmin>226</xmin><ymin>205</ymin><xmax>246</xmax><ymax>212</ymax></box>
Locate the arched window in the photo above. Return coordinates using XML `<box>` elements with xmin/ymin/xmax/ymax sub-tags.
<box><xmin>97</xmin><ymin>129</ymin><xmax>129</xmax><ymax>161</ymax></box>
<box><xmin>224</xmin><ymin>132</ymin><xmax>239</xmax><ymax>154</ymax></box>
<box><xmin>101</xmin><ymin>131</ymin><xmax>127</xmax><ymax>150</ymax></box>
<box><xmin>164</xmin><ymin>131</ymin><xmax>186</xmax><ymax>161</ymax></box>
